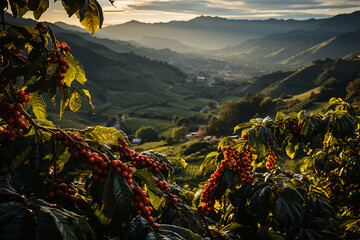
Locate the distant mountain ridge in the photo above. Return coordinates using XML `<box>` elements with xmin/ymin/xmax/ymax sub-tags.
<box><xmin>99</xmin><ymin>16</ymin><xmax>323</xmax><ymax>50</ymax></box>
<box><xmin>211</xmin><ymin>11</ymin><xmax>360</xmax><ymax>66</ymax></box>
<box><xmin>137</xmin><ymin>36</ymin><xmax>199</xmax><ymax>53</ymax></box>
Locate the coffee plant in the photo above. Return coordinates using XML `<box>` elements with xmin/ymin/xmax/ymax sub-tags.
<box><xmin>1</xmin><ymin>1</ymin><xmax>360</xmax><ymax>239</ymax></box>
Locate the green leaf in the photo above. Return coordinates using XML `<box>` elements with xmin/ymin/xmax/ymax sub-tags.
<box><xmin>301</xmin><ymin>119</ymin><xmax>313</xmax><ymax>137</ymax></box>
<box><xmin>281</xmin><ymin>187</ymin><xmax>304</xmax><ymax>206</ymax></box>
<box><xmin>78</xmin><ymin>0</ymin><xmax>89</xmax><ymax>21</ymax></box>
<box><xmin>34</xmin><ymin>206</ymin><xmax>65</xmax><ymax>239</ymax></box>
<box><xmin>50</xmin><ymin>207</ymin><xmax>90</xmax><ymax>240</ymax></box>
<box><xmin>199</xmin><ymin>151</ymin><xmax>219</xmax><ymax>175</ymax></box>
<box><xmin>102</xmin><ymin>169</ymin><xmax>133</xmax><ymax>218</ymax></box>
<box><xmin>273</xmin><ymin>198</ymin><xmax>287</xmax><ymax>223</ymax></box>
<box><xmin>297</xmin><ymin>110</ymin><xmax>307</xmax><ymax>122</ymax></box>
<box><xmin>147</xmin><ymin>189</ymin><xmax>166</xmax><ymax>211</ymax></box>
<box><xmin>56</xmin><ymin>149</ymin><xmax>71</xmax><ymax>173</ymax></box>
<box><xmin>233</xmin><ymin>122</ymin><xmax>254</xmax><ymax>134</ymax></box>
<box><xmin>158</xmin><ymin>224</ymin><xmax>202</xmax><ymax>240</ymax></box>
<box><xmin>275</xmin><ymin>112</ymin><xmax>286</xmax><ymax>121</ymax></box>
<box><xmin>24</xmin><ymin>47</ymin><xmax>48</xmax><ymax>85</ymax></box>
<box><xmin>133</xmin><ymin>169</ymin><xmax>157</xmax><ymax>192</ymax></box>
<box><xmin>33</xmin><ymin>0</ymin><xmax>49</xmax><ymax>19</ymax></box>
<box><xmin>223</xmin><ymin>169</ymin><xmax>237</xmax><ymax>189</ymax></box>
<box><xmin>11</xmin><ymin>146</ymin><xmax>32</xmax><ymax>171</ymax></box>
<box><xmin>78</xmin><ymin>0</ymin><xmax>102</xmax><ymax>34</ymax></box>
<box><xmin>0</xmin><ymin>202</ymin><xmax>24</xmax><ymax>225</ymax></box>
<box><xmin>28</xmin><ymin>0</ymin><xmax>41</xmax><ymax>11</ymax></box>
<box><xmin>9</xmin><ymin>1</ymin><xmax>30</xmax><ymax>18</ymax></box>
<box><xmin>128</xmin><ymin>216</ymin><xmax>148</xmax><ymax>239</ymax></box>
<box><xmin>85</xmin><ymin>126</ymin><xmax>125</xmax><ymax>145</ymax></box>
<box><xmin>168</xmin><ymin>157</ymin><xmax>187</xmax><ymax>169</ymax></box>
<box><xmin>29</xmin><ymin>92</ymin><xmax>47</xmax><ymax>119</ymax></box>
<box><xmin>191</xmin><ymin>189</ymin><xmax>202</xmax><ymax>208</ymax></box>
<box><xmin>61</xmin><ymin>0</ymin><xmax>81</xmax><ymax>17</ymax></box>
<box><xmin>309</xmin><ymin>185</ymin><xmax>329</xmax><ymax>199</ymax></box>
<box><xmin>64</xmin><ymin>53</ymin><xmax>87</xmax><ymax>86</ymax></box>
<box><xmin>0</xmin><ymin>207</ymin><xmax>26</xmax><ymax>239</ymax></box>
<box><xmin>220</xmin><ymin>222</ymin><xmax>243</xmax><ymax>234</ymax></box>
<box><xmin>218</xmin><ymin>137</ymin><xmax>236</xmax><ymax>150</ymax></box>
<box><xmin>69</xmin><ymin>91</ymin><xmax>81</xmax><ymax>112</ymax></box>
<box><xmin>285</xmin><ymin>143</ymin><xmax>298</xmax><ymax>159</ymax></box>
<box><xmin>59</xmin><ymin>86</ymin><xmax>70</xmax><ymax>119</ymax></box>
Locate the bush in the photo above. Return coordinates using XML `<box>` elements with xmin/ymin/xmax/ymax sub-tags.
<box><xmin>172</xmin><ymin>126</ymin><xmax>189</xmax><ymax>141</ymax></box>
<box><xmin>135</xmin><ymin>126</ymin><xmax>159</xmax><ymax>142</ymax></box>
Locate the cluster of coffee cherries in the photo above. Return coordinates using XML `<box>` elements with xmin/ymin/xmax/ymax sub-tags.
<box><xmin>47</xmin><ymin>178</ymin><xmax>76</xmax><ymax>203</ymax></box>
<box><xmin>55</xmin><ymin>131</ymin><xmax>110</xmax><ymax>184</ymax></box>
<box><xmin>132</xmin><ymin>186</ymin><xmax>157</xmax><ymax>227</ymax></box>
<box><xmin>231</xmin><ymin>148</ymin><xmax>253</xmax><ymax>182</ymax></box>
<box><xmin>0</xmin><ymin>90</ymin><xmax>30</xmax><ymax>143</ymax></box>
<box><xmin>111</xmin><ymin>140</ymin><xmax>167</xmax><ymax>173</ymax></box>
<box><xmin>290</xmin><ymin>119</ymin><xmax>303</xmax><ymax>134</ymax></box>
<box><xmin>48</xmin><ymin>42</ymin><xmax>71</xmax><ymax>88</ymax></box>
<box><xmin>266</xmin><ymin>149</ymin><xmax>277</xmax><ymax>170</ymax></box>
<box><xmin>110</xmin><ymin>159</ymin><xmax>135</xmax><ymax>189</ymax></box>
<box><xmin>154</xmin><ymin>177</ymin><xmax>178</xmax><ymax>205</ymax></box>
<box><xmin>198</xmin><ymin>146</ymin><xmax>253</xmax><ymax>215</ymax></box>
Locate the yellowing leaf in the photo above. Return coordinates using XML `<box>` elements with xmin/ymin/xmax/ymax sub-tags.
<box><xmin>56</xmin><ymin>150</ymin><xmax>71</xmax><ymax>173</ymax></box>
<box><xmin>85</xmin><ymin>126</ymin><xmax>125</xmax><ymax>145</ymax></box>
<box><xmin>29</xmin><ymin>91</ymin><xmax>47</xmax><ymax>119</ymax></box>
<box><xmin>64</xmin><ymin>53</ymin><xmax>87</xmax><ymax>86</ymax></box>
<box><xmin>200</xmin><ymin>151</ymin><xmax>219</xmax><ymax>175</ymax></box>
<box><xmin>76</xmin><ymin>88</ymin><xmax>95</xmax><ymax>113</ymax></box>
<box><xmin>11</xmin><ymin>146</ymin><xmax>32</xmax><ymax>171</ymax></box>
<box><xmin>60</xmin><ymin>86</ymin><xmax>70</xmax><ymax>120</ymax></box>
<box><xmin>78</xmin><ymin>0</ymin><xmax>103</xmax><ymax>34</ymax></box>
<box><xmin>286</xmin><ymin>144</ymin><xmax>299</xmax><ymax>159</ymax></box>
<box><xmin>148</xmin><ymin>189</ymin><xmax>166</xmax><ymax>211</ymax></box>
<box><xmin>69</xmin><ymin>91</ymin><xmax>81</xmax><ymax>112</ymax></box>
<box><xmin>33</xmin><ymin>0</ymin><xmax>49</xmax><ymax>19</ymax></box>
<box><xmin>168</xmin><ymin>156</ymin><xmax>187</xmax><ymax>169</ymax></box>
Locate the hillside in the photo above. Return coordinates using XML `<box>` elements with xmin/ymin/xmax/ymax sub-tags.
<box><xmin>238</xmin><ymin>58</ymin><xmax>360</xmax><ymax>98</ymax></box>
<box><xmin>99</xmin><ymin>16</ymin><xmax>322</xmax><ymax>50</ymax></box>
<box><xmin>282</xmin><ymin>30</ymin><xmax>360</xmax><ymax>65</ymax></box>
<box><xmin>211</xmin><ymin>11</ymin><xmax>360</xmax><ymax>66</ymax></box>
<box><xmin>137</xmin><ymin>36</ymin><xmax>199</xmax><ymax>53</ymax></box>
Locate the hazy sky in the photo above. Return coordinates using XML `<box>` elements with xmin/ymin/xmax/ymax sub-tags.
<box><xmin>24</xmin><ymin>0</ymin><xmax>360</xmax><ymax>26</ymax></box>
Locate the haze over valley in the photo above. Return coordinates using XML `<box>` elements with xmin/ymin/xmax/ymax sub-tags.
<box><xmin>7</xmin><ymin>10</ymin><xmax>360</xmax><ymax>134</ymax></box>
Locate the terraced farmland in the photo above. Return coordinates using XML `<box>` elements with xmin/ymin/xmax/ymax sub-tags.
<box><xmin>124</xmin><ymin>117</ymin><xmax>175</xmax><ymax>132</ymax></box>
<box><xmin>48</xmin><ymin>111</ymin><xmax>97</xmax><ymax>129</ymax></box>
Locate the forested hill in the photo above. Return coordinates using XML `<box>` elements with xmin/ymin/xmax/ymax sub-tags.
<box><xmin>206</xmin><ymin>57</ymin><xmax>360</xmax><ymax>135</ymax></box>
<box><xmin>211</xmin><ymin>11</ymin><xmax>360</xmax><ymax>66</ymax></box>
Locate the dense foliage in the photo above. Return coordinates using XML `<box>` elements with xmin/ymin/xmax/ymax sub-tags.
<box><xmin>1</xmin><ymin>1</ymin><xmax>360</xmax><ymax>240</ymax></box>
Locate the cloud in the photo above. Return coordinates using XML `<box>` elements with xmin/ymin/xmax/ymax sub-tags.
<box><xmin>106</xmin><ymin>0</ymin><xmax>360</xmax><ymax>19</ymax></box>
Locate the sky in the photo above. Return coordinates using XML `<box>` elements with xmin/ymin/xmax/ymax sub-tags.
<box><xmin>23</xmin><ymin>0</ymin><xmax>360</xmax><ymax>26</ymax></box>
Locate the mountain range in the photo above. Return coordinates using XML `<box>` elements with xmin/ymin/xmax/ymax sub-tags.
<box><xmin>210</xmin><ymin>11</ymin><xmax>360</xmax><ymax>66</ymax></box>
<box><xmin>98</xmin><ymin>16</ymin><xmax>323</xmax><ymax>50</ymax></box>
<box><xmin>88</xmin><ymin>11</ymin><xmax>360</xmax><ymax>68</ymax></box>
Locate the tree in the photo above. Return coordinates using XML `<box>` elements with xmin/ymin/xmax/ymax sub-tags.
<box><xmin>172</xmin><ymin>126</ymin><xmax>188</xmax><ymax>141</ymax></box>
<box><xmin>135</xmin><ymin>126</ymin><xmax>158</xmax><ymax>143</ymax></box>
<box><xmin>346</xmin><ymin>77</ymin><xmax>360</xmax><ymax>104</ymax></box>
